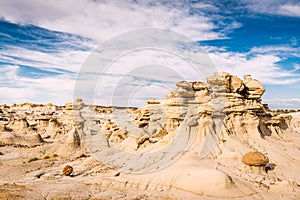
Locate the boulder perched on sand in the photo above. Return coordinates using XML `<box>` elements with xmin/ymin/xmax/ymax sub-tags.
<box><xmin>62</xmin><ymin>165</ymin><xmax>73</xmax><ymax>176</ymax></box>
<box><xmin>242</xmin><ymin>151</ymin><xmax>269</xmax><ymax>166</ymax></box>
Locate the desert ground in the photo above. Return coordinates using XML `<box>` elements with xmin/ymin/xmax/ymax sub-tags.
<box><xmin>0</xmin><ymin>72</ymin><xmax>300</xmax><ymax>200</ymax></box>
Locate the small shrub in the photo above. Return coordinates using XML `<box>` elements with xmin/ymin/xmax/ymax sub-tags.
<box><xmin>76</xmin><ymin>153</ymin><xmax>88</xmax><ymax>159</ymax></box>
<box><xmin>28</xmin><ymin>157</ymin><xmax>39</xmax><ymax>163</ymax></box>
<box><xmin>43</xmin><ymin>155</ymin><xmax>50</xmax><ymax>159</ymax></box>
<box><xmin>52</xmin><ymin>154</ymin><xmax>58</xmax><ymax>158</ymax></box>
<box><xmin>0</xmin><ymin>152</ymin><xmax>3</xmax><ymax>155</ymax></box>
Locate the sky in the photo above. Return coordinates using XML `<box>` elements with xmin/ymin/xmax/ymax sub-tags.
<box><xmin>0</xmin><ymin>0</ymin><xmax>299</xmax><ymax>109</ymax></box>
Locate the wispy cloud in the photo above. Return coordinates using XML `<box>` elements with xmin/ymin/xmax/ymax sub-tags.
<box><xmin>0</xmin><ymin>65</ymin><xmax>75</xmax><ymax>105</ymax></box>
<box><xmin>249</xmin><ymin>45</ymin><xmax>300</xmax><ymax>58</ymax></box>
<box><xmin>0</xmin><ymin>0</ymin><xmax>225</xmax><ymax>42</ymax></box>
<box><xmin>242</xmin><ymin>0</ymin><xmax>300</xmax><ymax>17</ymax></box>
<box><xmin>0</xmin><ymin>0</ymin><xmax>299</xmax><ymax>109</ymax></box>
<box><xmin>264</xmin><ymin>98</ymin><xmax>300</xmax><ymax>109</ymax></box>
<box><xmin>279</xmin><ymin>3</ymin><xmax>300</xmax><ymax>17</ymax></box>
<box><xmin>208</xmin><ymin>50</ymin><xmax>300</xmax><ymax>84</ymax></box>
<box><xmin>0</xmin><ymin>46</ymin><xmax>91</xmax><ymax>74</ymax></box>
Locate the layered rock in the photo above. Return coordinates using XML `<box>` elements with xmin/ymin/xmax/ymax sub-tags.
<box><xmin>93</xmin><ymin>72</ymin><xmax>292</xmax><ymax>160</ymax></box>
<box><xmin>123</xmin><ymin>72</ymin><xmax>274</xmax><ymax>143</ymax></box>
<box><xmin>0</xmin><ymin>99</ymin><xmax>84</xmax><ymax>144</ymax></box>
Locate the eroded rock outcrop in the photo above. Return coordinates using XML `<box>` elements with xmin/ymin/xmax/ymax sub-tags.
<box><xmin>65</xmin><ymin>127</ymin><xmax>81</xmax><ymax>150</ymax></box>
<box><xmin>1</xmin><ymin>72</ymin><xmax>299</xmax><ymax>199</ymax></box>
<box><xmin>107</xmin><ymin>72</ymin><xmax>275</xmax><ymax>149</ymax></box>
<box><xmin>77</xmin><ymin>72</ymin><xmax>299</xmax><ymax>198</ymax></box>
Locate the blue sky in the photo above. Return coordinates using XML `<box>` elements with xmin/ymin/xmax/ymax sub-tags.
<box><xmin>0</xmin><ymin>0</ymin><xmax>299</xmax><ymax>109</ymax></box>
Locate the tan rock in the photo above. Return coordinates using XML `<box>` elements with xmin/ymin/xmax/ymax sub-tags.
<box><xmin>176</xmin><ymin>81</ymin><xmax>193</xmax><ymax>90</ymax></box>
<box><xmin>73</xmin><ymin>97</ymin><xmax>84</xmax><ymax>110</ymax></box>
<box><xmin>65</xmin><ymin>102</ymin><xmax>73</xmax><ymax>110</ymax></box>
<box><xmin>206</xmin><ymin>72</ymin><xmax>231</xmax><ymax>92</ymax></box>
<box><xmin>0</xmin><ymin>124</ymin><xmax>6</xmax><ymax>131</ymax></box>
<box><xmin>242</xmin><ymin>151</ymin><xmax>269</xmax><ymax>166</ymax></box>
<box><xmin>30</xmin><ymin>133</ymin><xmax>44</xmax><ymax>143</ymax></box>
<box><xmin>62</xmin><ymin>165</ymin><xmax>73</xmax><ymax>176</ymax></box>
<box><xmin>230</xmin><ymin>75</ymin><xmax>244</xmax><ymax>93</ymax></box>
<box><xmin>66</xmin><ymin>127</ymin><xmax>81</xmax><ymax>149</ymax></box>
<box><xmin>243</xmin><ymin>75</ymin><xmax>265</xmax><ymax>99</ymax></box>
<box><xmin>192</xmin><ymin>81</ymin><xmax>208</xmax><ymax>91</ymax></box>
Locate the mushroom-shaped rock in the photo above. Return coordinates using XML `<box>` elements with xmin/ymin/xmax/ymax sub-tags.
<box><xmin>175</xmin><ymin>81</ymin><xmax>195</xmax><ymax>98</ymax></box>
<box><xmin>73</xmin><ymin>97</ymin><xmax>84</xmax><ymax>110</ymax></box>
<box><xmin>242</xmin><ymin>151</ymin><xmax>269</xmax><ymax>166</ymax></box>
<box><xmin>62</xmin><ymin>165</ymin><xmax>73</xmax><ymax>176</ymax></box>
<box><xmin>243</xmin><ymin>75</ymin><xmax>265</xmax><ymax>99</ymax></box>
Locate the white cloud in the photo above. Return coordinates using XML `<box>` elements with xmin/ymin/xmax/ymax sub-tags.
<box><xmin>279</xmin><ymin>4</ymin><xmax>300</xmax><ymax>17</ymax></box>
<box><xmin>0</xmin><ymin>0</ymin><xmax>229</xmax><ymax>106</ymax></box>
<box><xmin>208</xmin><ymin>51</ymin><xmax>300</xmax><ymax>84</ymax></box>
<box><xmin>292</xmin><ymin>64</ymin><xmax>300</xmax><ymax>71</ymax></box>
<box><xmin>189</xmin><ymin>2</ymin><xmax>219</xmax><ymax>11</ymax></box>
<box><xmin>77</xmin><ymin>47</ymin><xmax>215</xmax><ymax>106</ymax></box>
<box><xmin>0</xmin><ymin>65</ymin><xmax>75</xmax><ymax>105</ymax></box>
<box><xmin>0</xmin><ymin>0</ymin><xmax>224</xmax><ymax>42</ymax></box>
<box><xmin>248</xmin><ymin>45</ymin><xmax>300</xmax><ymax>59</ymax></box>
<box><xmin>263</xmin><ymin>98</ymin><xmax>300</xmax><ymax>109</ymax></box>
<box><xmin>242</xmin><ymin>0</ymin><xmax>300</xmax><ymax>17</ymax></box>
<box><xmin>0</xmin><ymin>0</ymin><xmax>299</xmax><ymax>109</ymax></box>
<box><xmin>0</xmin><ymin>46</ymin><xmax>91</xmax><ymax>74</ymax></box>
<box><xmin>249</xmin><ymin>45</ymin><xmax>300</xmax><ymax>55</ymax></box>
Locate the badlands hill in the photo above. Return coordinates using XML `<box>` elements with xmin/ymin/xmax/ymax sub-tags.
<box><xmin>0</xmin><ymin>72</ymin><xmax>299</xmax><ymax>200</ymax></box>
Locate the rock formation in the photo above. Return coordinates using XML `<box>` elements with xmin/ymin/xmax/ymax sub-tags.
<box><xmin>101</xmin><ymin>72</ymin><xmax>284</xmax><ymax>152</ymax></box>
<box><xmin>0</xmin><ymin>72</ymin><xmax>299</xmax><ymax>199</ymax></box>
<box><xmin>65</xmin><ymin>127</ymin><xmax>81</xmax><ymax>150</ymax></box>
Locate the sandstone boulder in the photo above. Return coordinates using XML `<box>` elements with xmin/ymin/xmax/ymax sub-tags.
<box><xmin>243</xmin><ymin>75</ymin><xmax>265</xmax><ymax>99</ymax></box>
<box><xmin>230</xmin><ymin>75</ymin><xmax>244</xmax><ymax>93</ymax></box>
<box><xmin>62</xmin><ymin>165</ymin><xmax>73</xmax><ymax>176</ymax></box>
<box><xmin>242</xmin><ymin>151</ymin><xmax>269</xmax><ymax>166</ymax></box>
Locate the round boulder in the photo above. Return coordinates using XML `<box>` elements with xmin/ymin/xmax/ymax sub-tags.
<box><xmin>242</xmin><ymin>151</ymin><xmax>269</xmax><ymax>166</ymax></box>
<box><xmin>62</xmin><ymin>165</ymin><xmax>73</xmax><ymax>176</ymax></box>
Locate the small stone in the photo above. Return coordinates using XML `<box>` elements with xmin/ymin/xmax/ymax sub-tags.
<box><xmin>62</xmin><ymin>165</ymin><xmax>73</xmax><ymax>176</ymax></box>
<box><xmin>187</xmin><ymin>118</ymin><xmax>198</xmax><ymax>127</ymax></box>
<box><xmin>265</xmin><ymin>163</ymin><xmax>276</xmax><ymax>173</ymax></box>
